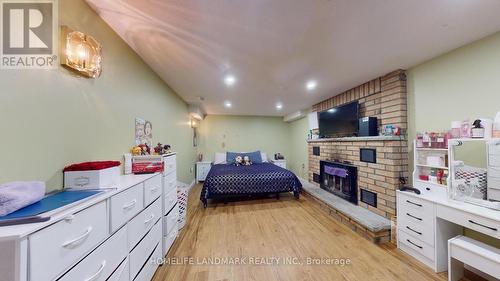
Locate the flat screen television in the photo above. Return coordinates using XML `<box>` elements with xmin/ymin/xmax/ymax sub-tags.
<box><xmin>318</xmin><ymin>101</ymin><xmax>359</xmax><ymax>138</ymax></box>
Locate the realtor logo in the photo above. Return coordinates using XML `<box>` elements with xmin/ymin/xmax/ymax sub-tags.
<box><xmin>0</xmin><ymin>0</ymin><xmax>58</xmax><ymax>69</ymax></box>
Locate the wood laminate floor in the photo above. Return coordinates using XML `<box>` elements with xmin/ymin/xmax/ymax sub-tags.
<box><xmin>153</xmin><ymin>184</ymin><xmax>447</xmax><ymax>281</ymax></box>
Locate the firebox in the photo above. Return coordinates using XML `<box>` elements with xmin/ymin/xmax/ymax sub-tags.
<box><xmin>320</xmin><ymin>160</ymin><xmax>358</xmax><ymax>204</ymax></box>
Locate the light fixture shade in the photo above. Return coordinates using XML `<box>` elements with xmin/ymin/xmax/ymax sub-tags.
<box><xmin>62</xmin><ymin>26</ymin><xmax>102</xmax><ymax>78</ymax></box>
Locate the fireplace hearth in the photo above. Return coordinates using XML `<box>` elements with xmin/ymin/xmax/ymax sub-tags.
<box><xmin>320</xmin><ymin>160</ymin><xmax>358</xmax><ymax>204</ymax></box>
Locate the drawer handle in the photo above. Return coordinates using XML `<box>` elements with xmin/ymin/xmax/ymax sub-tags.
<box><xmin>122</xmin><ymin>199</ymin><xmax>137</xmax><ymax>210</ymax></box>
<box><xmin>62</xmin><ymin>227</ymin><xmax>93</xmax><ymax>248</ymax></box>
<box><xmin>144</xmin><ymin>213</ymin><xmax>155</xmax><ymax>224</ymax></box>
<box><xmin>406</xmin><ymin>200</ymin><xmax>422</xmax><ymax>207</ymax></box>
<box><xmin>406</xmin><ymin>226</ymin><xmax>422</xmax><ymax>235</ymax></box>
<box><xmin>84</xmin><ymin>260</ymin><xmax>106</xmax><ymax>281</ymax></box>
<box><xmin>468</xmin><ymin>220</ymin><xmax>498</xmax><ymax>231</ymax></box>
<box><xmin>406</xmin><ymin>213</ymin><xmax>422</xmax><ymax>221</ymax></box>
<box><xmin>406</xmin><ymin>239</ymin><xmax>423</xmax><ymax>249</ymax></box>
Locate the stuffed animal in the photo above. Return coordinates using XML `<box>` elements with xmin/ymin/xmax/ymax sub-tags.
<box><xmin>154</xmin><ymin>143</ymin><xmax>163</xmax><ymax>155</ymax></box>
<box><xmin>131</xmin><ymin>146</ymin><xmax>142</xmax><ymax>156</ymax></box>
<box><xmin>243</xmin><ymin>155</ymin><xmax>252</xmax><ymax>166</ymax></box>
<box><xmin>234</xmin><ymin>155</ymin><xmax>243</xmax><ymax>166</ymax></box>
<box><xmin>163</xmin><ymin>145</ymin><xmax>171</xmax><ymax>154</ymax></box>
<box><xmin>138</xmin><ymin>143</ymin><xmax>150</xmax><ymax>155</ymax></box>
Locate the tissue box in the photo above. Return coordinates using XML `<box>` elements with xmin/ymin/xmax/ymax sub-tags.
<box><xmin>64</xmin><ymin>166</ymin><xmax>120</xmax><ymax>189</ymax></box>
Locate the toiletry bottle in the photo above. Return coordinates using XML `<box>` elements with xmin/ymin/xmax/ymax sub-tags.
<box><xmin>493</xmin><ymin>112</ymin><xmax>500</xmax><ymax>138</ymax></box>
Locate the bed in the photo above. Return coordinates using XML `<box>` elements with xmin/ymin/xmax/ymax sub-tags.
<box><xmin>200</xmin><ymin>162</ymin><xmax>302</xmax><ymax>207</ymax></box>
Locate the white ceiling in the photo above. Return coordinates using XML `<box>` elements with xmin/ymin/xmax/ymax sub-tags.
<box><xmin>86</xmin><ymin>0</ymin><xmax>500</xmax><ymax>116</ymax></box>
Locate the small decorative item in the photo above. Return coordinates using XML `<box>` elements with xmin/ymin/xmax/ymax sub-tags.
<box><xmin>460</xmin><ymin>120</ymin><xmax>471</xmax><ymax>138</ymax></box>
<box><xmin>493</xmin><ymin>111</ymin><xmax>500</xmax><ymax>138</ymax></box>
<box><xmin>154</xmin><ymin>143</ymin><xmax>163</xmax><ymax>155</ymax></box>
<box><xmin>163</xmin><ymin>145</ymin><xmax>171</xmax><ymax>154</ymax></box>
<box><xmin>243</xmin><ymin>156</ymin><xmax>252</xmax><ymax>166</ymax></box>
<box><xmin>135</xmin><ymin>118</ymin><xmax>153</xmax><ymax>147</ymax></box>
<box><xmin>234</xmin><ymin>156</ymin><xmax>243</xmax><ymax>166</ymax></box>
<box><xmin>131</xmin><ymin>146</ymin><xmax>142</xmax><ymax>156</ymax></box>
<box><xmin>138</xmin><ymin>143</ymin><xmax>150</xmax><ymax>155</ymax></box>
<box><xmin>383</xmin><ymin>125</ymin><xmax>394</xmax><ymax>136</ymax></box>
<box><xmin>471</xmin><ymin>119</ymin><xmax>485</xmax><ymax>138</ymax></box>
<box><xmin>274</xmin><ymin>153</ymin><xmax>284</xmax><ymax>160</ymax></box>
<box><xmin>61</xmin><ymin>26</ymin><xmax>102</xmax><ymax>78</ymax></box>
<box><xmin>451</xmin><ymin>121</ymin><xmax>461</xmax><ymax>138</ymax></box>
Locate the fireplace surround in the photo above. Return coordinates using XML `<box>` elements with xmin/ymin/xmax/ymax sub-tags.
<box><xmin>320</xmin><ymin>160</ymin><xmax>358</xmax><ymax>204</ymax></box>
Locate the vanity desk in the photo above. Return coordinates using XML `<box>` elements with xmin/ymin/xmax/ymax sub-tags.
<box><xmin>397</xmin><ymin>181</ymin><xmax>500</xmax><ymax>277</ymax></box>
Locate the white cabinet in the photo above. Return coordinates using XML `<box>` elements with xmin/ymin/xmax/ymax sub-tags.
<box><xmin>162</xmin><ymin>153</ymin><xmax>179</xmax><ymax>256</ymax></box>
<box><xmin>196</xmin><ymin>161</ymin><xmax>211</xmax><ymax>182</ymax></box>
<box><xmin>271</xmin><ymin>159</ymin><xmax>286</xmax><ymax>169</ymax></box>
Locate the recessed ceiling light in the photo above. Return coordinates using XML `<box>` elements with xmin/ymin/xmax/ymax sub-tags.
<box><xmin>327</xmin><ymin>108</ymin><xmax>336</xmax><ymax>113</ymax></box>
<box><xmin>306</xmin><ymin>80</ymin><xmax>317</xmax><ymax>91</ymax></box>
<box><xmin>224</xmin><ymin>75</ymin><xmax>236</xmax><ymax>87</ymax></box>
<box><xmin>224</xmin><ymin>101</ymin><xmax>232</xmax><ymax>108</ymax></box>
<box><xmin>276</xmin><ymin>103</ymin><xmax>283</xmax><ymax>110</ymax></box>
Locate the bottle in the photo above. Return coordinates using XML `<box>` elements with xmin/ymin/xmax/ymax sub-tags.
<box><xmin>493</xmin><ymin>112</ymin><xmax>500</xmax><ymax>138</ymax></box>
<box><xmin>451</xmin><ymin>121</ymin><xmax>461</xmax><ymax>139</ymax></box>
<box><xmin>423</xmin><ymin>132</ymin><xmax>431</xmax><ymax>147</ymax></box>
<box><xmin>416</xmin><ymin>133</ymin><xmax>424</xmax><ymax>148</ymax></box>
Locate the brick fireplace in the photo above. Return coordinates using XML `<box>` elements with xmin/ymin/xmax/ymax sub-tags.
<box><xmin>306</xmin><ymin>70</ymin><xmax>408</xmax><ymax>220</ymax></box>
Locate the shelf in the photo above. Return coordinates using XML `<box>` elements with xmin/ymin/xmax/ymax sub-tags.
<box><xmin>416</xmin><ymin>164</ymin><xmax>448</xmax><ymax>170</ymax></box>
<box><xmin>415</xmin><ymin>179</ymin><xmax>448</xmax><ymax>188</ymax></box>
<box><xmin>415</xmin><ymin>148</ymin><xmax>449</xmax><ymax>152</ymax></box>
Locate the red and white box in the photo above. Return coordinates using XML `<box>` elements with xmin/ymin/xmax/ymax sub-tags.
<box><xmin>63</xmin><ymin>161</ymin><xmax>121</xmax><ymax>189</ymax></box>
<box><xmin>132</xmin><ymin>155</ymin><xmax>164</xmax><ymax>174</ymax></box>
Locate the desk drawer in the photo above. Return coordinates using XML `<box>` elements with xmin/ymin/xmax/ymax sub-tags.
<box><xmin>133</xmin><ymin>243</ymin><xmax>161</xmax><ymax>281</ymax></box>
<box><xmin>29</xmin><ymin>201</ymin><xmax>108</xmax><ymax>281</ymax></box>
<box><xmin>398</xmin><ymin>215</ymin><xmax>434</xmax><ymax>246</ymax></box>
<box><xmin>398</xmin><ymin>194</ymin><xmax>434</xmax><ymax>228</ymax></box>
<box><xmin>164</xmin><ymin>204</ymin><xmax>179</xmax><ymax>235</ymax></box>
<box><xmin>398</xmin><ymin>230</ymin><xmax>434</xmax><ymax>261</ymax></box>
<box><xmin>163</xmin><ymin>155</ymin><xmax>177</xmax><ymax>175</ymax></box>
<box><xmin>107</xmin><ymin>257</ymin><xmax>129</xmax><ymax>281</ymax></box>
<box><xmin>58</xmin><ymin>226</ymin><xmax>127</xmax><ymax>281</ymax></box>
<box><xmin>110</xmin><ymin>183</ymin><xmax>144</xmax><ymax>232</ymax></box>
<box><xmin>130</xmin><ymin>220</ymin><xmax>162</xmax><ymax>279</ymax></box>
<box><xmin>144</xmin><ymin>174</ymin><xmax>162</xmax><ymax>206</ymax></box>
<box><xmin>163</xmin><ymin>172</ymin><xmax>176</xmax><ymax>194</ymax></box>
<box><xmin>128</xmin><ymin>197</ymin><xmax>162</xmax><ymax>250</ymax></box>
<box><xmin>164</xmin><ymin>187</ymin><xmax>178</xmax><ymax>215</ymax></box>
<box><xmin>437</xmin><ymin>205</ymin><xmax>500</xmax><ymax>239</ymax></box>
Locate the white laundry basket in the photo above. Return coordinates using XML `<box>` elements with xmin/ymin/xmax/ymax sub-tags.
<box><xmin>177</xmin><ymin>182</ymin><xmax>190</xmax><ymax>229</ymax></box>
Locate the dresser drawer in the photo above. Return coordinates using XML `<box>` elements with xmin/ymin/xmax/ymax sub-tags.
<box><xmin>144</xmin><ymin>174</ymin><xmax>162</xmax><ymax>206</ymax></box>
<box><xmin>163</xmin><ymin>225</ymin><xmax>178</xmax><ymax>256</ymax></box>
<box><xmin>128</xmin><ymin>197</ymin><xmax>162</xmax><ymax>250</ymax></box>
<box><xmin>163</xmin><ymin>172</ymin><xmax>176</xmax><ymax>194</ymax></box>
<box><xmin>163</xmin><ymin>155</ymin><xmax>177</xmax><ymax>175</ymax></box>
<box><xmin>489</xmin><ymin>154</ymin><xmax>500</xmax><ymax>167</ymax></box>
<box><xmin>133</xmin><ymin>243</ymin><xmax>162</xmax><ymax>281</ymax></box>
<box><xmin>130</xmin><ymin>220</ymin><xmax>162</xmax><ymax>279</ymax></box>
<box><xmin>398</xmin><ymin>230</ymin><xmax>435</xmax><ymax>266</ymax></box>
<box><xmin>107</xmin><ymin>257</ymin><xmax>129</xmax><ymax>281</ymax></box>
<box><xmin>164</xmin><ymin>204</ymin><xmax>179</xmax><ymax>235</ymax></box>
<box><xmin>437</xmin><ymin>205</ymin><xmax>500</xmax><ymax>239</ymax></box>
<box><xmin>398</xmin><ymin>215</ymin><xmax>434</xmax><ymax>246</ymax></box>
<box><xmin>398</xmin><ymin>193</ymin><xmax>434</xmax><ymax>227</ymax></box>
<box><xmin>110</xmin><ymin>183</ymin><xmax>144</xmax><ymax>232</ymax></box>
<box><xmin>58</xmin><ymin>226</ymin><xmax>127</xmax><ymax>281</ymax></box>
<box><xmin>29</xmin><ymin>201</ymin><xmax>108</xmax><ymax>281</ymax></box>
<box><xmin>164</xmin><ymin>187</ymin><xmax>178</xmax><ymax>215</ymax></box>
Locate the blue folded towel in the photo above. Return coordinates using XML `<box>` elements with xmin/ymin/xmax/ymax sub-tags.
<box><xmin>0</xmin><ymin>181</ymin><xmax>46</xmax><ymax>217</ymax></box>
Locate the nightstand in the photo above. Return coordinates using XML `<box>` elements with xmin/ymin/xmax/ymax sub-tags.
<box><xmin>271</xmin><ymin>159</ymin><xmax>286</xmax><ymax>169</ymax></box>
<box><xmin>196</xmin><ymin>161</ymin><xmax>212</xmax><ymax>182</ymax></box>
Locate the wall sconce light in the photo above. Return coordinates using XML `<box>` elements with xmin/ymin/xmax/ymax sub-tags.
<box><xmin>61</xmin><ymin>26</ymin><xmax>102</xmax><ymax>78</ymax></box>
<box><xmin>190</xmin><ymin>118</ymin><xmax>199</xmax><ymax>129</ymax></box>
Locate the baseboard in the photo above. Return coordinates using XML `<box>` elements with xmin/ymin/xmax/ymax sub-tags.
<box><xmin>187</xmin><ymin>179</ymin><xmax>196</xmax><ymax>192</ymax></box>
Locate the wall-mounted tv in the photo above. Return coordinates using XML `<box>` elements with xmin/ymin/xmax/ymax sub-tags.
<box><xmin>318</xmin><ymin>101</ymin><xmax>359</xmax><ymax>138</ymax></box>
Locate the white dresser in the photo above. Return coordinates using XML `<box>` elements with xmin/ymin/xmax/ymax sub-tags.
<box><xmin>162</xmin><ymin>153</ymin><xmax>179</xmax><ymax>257</ymax></box>
<box><xmin>271</xmin><ymin>159</ymin><xmax>286</xmax><ymax>169</ymax></box>
<box><xmin>0</xmin><ymin>165</ymin><xmax>180</xmax><ymax>281</ymax></box>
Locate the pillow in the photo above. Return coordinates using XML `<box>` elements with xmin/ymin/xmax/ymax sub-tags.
<box><xmin>213</xmin><ymin>152</ymin><xmax>226</xmax><ymax>164</ymax></box>
<box><xmin>261</xmin><ymin>152</ymin><xmax>268</xmax><ymax>162</ymax></box>
<box><xmin>226</xmin><ymin>151</ymin><xmax>263</xmax><ymax>164</ymax></box>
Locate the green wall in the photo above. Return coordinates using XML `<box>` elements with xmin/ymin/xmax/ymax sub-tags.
<box><xmin>287</xmin><ymin>117</ymin><xmax>309</xmax><ymax>179</ymax></box>
<box><xmin>197</xmin><ymin>115</ymin><xmax>290</xmax><ymax>163</ymax></box>
<box><xmin>407</xmin><ymin>31</ymin><xmax>500</xmax><ymax>247</ymax></box>
<box><xmin>0</xmin><ymin>0</ymin><xmax>196</xmax><ymax>191</ymax></box>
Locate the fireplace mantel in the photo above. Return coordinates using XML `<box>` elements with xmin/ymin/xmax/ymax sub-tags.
<box><xmin>307</xmin><ymin>136</ymin><xmax>406</xmax><ymax>143</ymax></box>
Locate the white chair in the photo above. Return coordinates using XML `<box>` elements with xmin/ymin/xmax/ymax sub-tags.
<box><xmin>448</xmin><ymin>235</ymin><xmax>500</xmax><ymax>281</ymax></box>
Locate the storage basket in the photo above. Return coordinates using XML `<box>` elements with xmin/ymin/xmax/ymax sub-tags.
<box><xmin>455</xmin><ymin>165</ymin><xmax>487</xmax><ymax>199</ymax></box>
<box><xmin>177</xmin><ymin>183</ymin><xmax>189</xmax><ymax>229</ymax></box>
